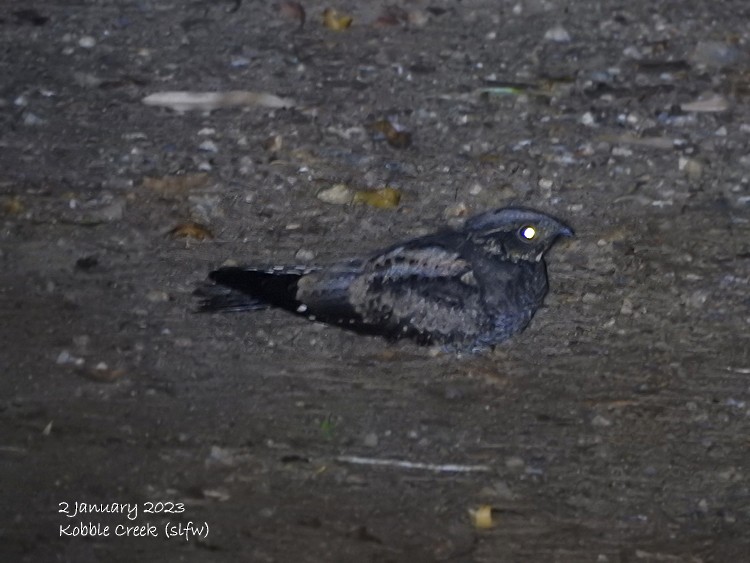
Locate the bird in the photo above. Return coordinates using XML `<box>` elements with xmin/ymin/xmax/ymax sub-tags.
<box><xmin>197</xmin><ymin>207</ymin><xmax>573</xmax><ymax>353</ymax></box>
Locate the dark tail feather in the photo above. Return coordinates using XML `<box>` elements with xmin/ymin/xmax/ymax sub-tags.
<box><xmin>197</xmin><ymin>267</ymin><xmax>304</xmax><ymax>313</ymax></box>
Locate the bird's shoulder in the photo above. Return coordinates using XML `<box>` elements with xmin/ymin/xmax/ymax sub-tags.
<box><xmin>361</xmin><ymin>230</ymin><xmax>472</xmax><ymax>279</ymax></box>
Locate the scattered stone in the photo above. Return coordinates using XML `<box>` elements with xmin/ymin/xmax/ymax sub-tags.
<box><xmin>611</xmin><ymin>146</ymin><xmax>633</xmax><ymax>157</ymax></box>
<box><xmin>22</xmin><ymin>112</ymin><xmax>45</xmax><ymax>126</ymax></box>
<box><xmin>56</xmin><ymin>350</ymin><xmax>85</xmax><ymax>366</ymax></box>
<box><xmin>620</xmin><ymin>297</ymin><xmax>634</xmax><ymax>316</ymax></box>
<box><xmin>685</xmin><ymin>289</ymin><xmax>709</xmax><ymax>308</ymax></box>
<box><xmin>544</xmin><ymin>24</ymin><xmax>571</xmax><ymax>42</ymax></box>
<box><xmin>198</xmin><ymin>140</ymin><xmax>219</xmax><ymax>153</ymax></box>
<box><xmin>78</xmin><ymin>35</ymin><xmax>96</xmax><ymax>48</ymax></box>
<box><xmin>505</xmin><ymin>456</ymin><xmax>525</xmax><ymax>471</ymax></box>
<box><xmin>592</xmin><ymin>414</ymin><xmax>612</xmax><ymax>427</ymax></box>
<box><xmin>690</xmin><ymin>40</ymin><xmax>740</xmax><ymax>68</ymax></box>
<box><xmin>678</xmin><ymin>157</ymin><xmax>703</xmax><ymax>180</ymax></box>
<box><xmin>73</xmin><ymin>335</ymin><xmax>90</xmax><ymax>350</ymax></box>
<box><xmin>295</xmin><ymin>248</ymin><xmax>315</xmax><ymax>262</ymax></box>
<box><xmin>317</xmin><ymin>184</ymin><xmax>353</xmax><ymax>205</ymax></box>
<box><xmin>681</xmin><ymin>94</ymin><xmax>730</xmax><ymax>113</ymax></box>
<box><xmin>146</xmin><ymin>290</ymin><xmax>170</xmax><ymax>303</ymax></box>
<box><xmin>363</xmin><ymin>433</ymin><xmax>379</xmax><ymax>447</ymax></box>
<box><xmin>582</xmin><ymin>292</ymin><xmax>600</xmax><ymax>304</ymax></box>
<box><xmin>538</xmin><ymin>178</ymin><xmax>554</xmax><ymax>190</ymax></box>
<box><xmin>87</xmin><ymin>199</ymin><xmax>125</xmax><ymax>223</ymax></box>
<box><xmin>580</xmin><ymin>112</ymin><xmax>596</xmax><ymax>126</ymax></box>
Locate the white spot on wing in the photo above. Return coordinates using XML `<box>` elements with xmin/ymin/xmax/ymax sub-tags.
<box><xmin>296</xmin><ymin>304</ymin><xmax>308</xmax><ymax>313</ymax></box>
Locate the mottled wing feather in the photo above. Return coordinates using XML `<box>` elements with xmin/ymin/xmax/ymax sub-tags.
<box><xmin>348</xmin><ymin>245</ymin><xmax>487</xmax><ymax>344</ymax></box>
<box><xmin>293</xmin><ymin>260</ymin><xmax>382</xmax><ymax>332</ymax></box>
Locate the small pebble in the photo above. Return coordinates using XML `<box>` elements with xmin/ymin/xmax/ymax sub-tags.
<box><xmin>78</xmin><ymin>35</ymin><xmax>97</xmax><ymax>48</ymax></box>
<box><xmin>690</xmin><ymin>40</ymin><xmax>739</xmax><ymax>68</ymax></box>
<box><xmin>678</xmin><ymin>157</ymin><xmax>703</xmax><ymax>180</ymax></box>
<box><xmin>363</xmin><ymin>433</ymin><xmax>379</xmax><ymax>447</ymax></box>
<box><xmin>591</xmin><ymin>414</ymin><xmax>612</xmax><ymax>427</ymax></box>
<box><xmin>295</xmin><ymin>248</ymin><xmax>315</xmax><ymax>262</ymax></box>
<box><xmin>23</xmin><ymin>112</ymin><xmax>45</xmax><ymax>126</ymax></box>
<box><xmin>611</xmin><ymin>146</ymin><xmax>633</xmax><ymax>157</ymax></box>
<box><xmin>544</xmin><ymin>24</ymin><xmax>571</xmax><ymax>42</ymax></box>
<box><xmin>317</xmin><ymin>184</ymin><xmax>353</xmax><ymax>205</ymax></box>
<box><xmin>580</xmin><ymin>112</ymin><xmax>596</xmax><ymax>126</ymax></box>
<box><xmin>146</xmin><ymin>290</ymin><xmax>170</xmax><ymax>303</ymax></box>
<box><xmin>505</xmin><ymin>456</ymin><xmax>525</xmax><ymax>471</ymax></box>
<box><xmin>198</xmin><ymin>140</ymin><xmax>219</xmax><ymax>153</ymax></box>
<box><xmin>620</xmin><ymin>298</ymin><xmax>633</xmax><ymax>316</ymax></box>
<box><xmin>538</xmin><ymin>178</ymin><xmax>553</xmax><ymax>190</ymax></box>
<box><xmin>681</xmin><ymin>94</ymin><xmax>730</xmax><ymax>113</ymax></box>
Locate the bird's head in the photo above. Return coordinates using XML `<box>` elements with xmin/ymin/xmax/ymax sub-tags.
<box><xmin>464</xmin><ymin>207</ymin><xmax>574</xmax><ymax>263</ymax></box>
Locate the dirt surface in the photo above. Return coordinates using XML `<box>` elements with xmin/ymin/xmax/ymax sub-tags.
<box><xmin>2</xmin><ymin>1</ymin><xmax>750</xmax><ymax>561</ymax></box>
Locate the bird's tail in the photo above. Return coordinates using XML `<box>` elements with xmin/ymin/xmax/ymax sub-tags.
<box><xmin>196</xmin><ymin>266</ymin><xmax>311</xmax><ymax>313</ymax></box>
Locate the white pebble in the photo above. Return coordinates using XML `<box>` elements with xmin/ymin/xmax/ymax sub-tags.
<box><xmin>295</xmin><ymin>248</ymin><xmax>315</xmax><ymax>262</ymax></box>
<box><xmin>592</xmin><ymin>415</ymin><xmax>612</xmax><ymax>427</ymax></box>
<box><xmin>611</xmin><ymin>146</ymin><xmax>633</xmax><ymax>157</ymax></box>
<box><xmin>580</xmin><ymin>112</ymin><xmax>596</xmax><ymax>126</ymax></box>
<box><xmin>198</xmin><ymin>140</ymin><xmax>218</xmax><ymax>153</ymax></box>
<box><xmin>78</xmin><ymin>35</ymin><xmax>96</xmax><ymax>48</ymax></box>
<box><xmin>544</xmin><ymin>24</ymin><xmax>571</xmax><ymax>43</ymax></box>
<box><xmin>620</xmin><ymin>298</ymin><xmax>634</xmax><ymax>316</ymax></box>
<box><xmin>538</xmin><ymin>178</ymin><xmax>554</xmax><ymax>189</ymax></box>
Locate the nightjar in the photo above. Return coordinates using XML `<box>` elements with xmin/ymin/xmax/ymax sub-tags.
<box><xmin>197</xmin><ymin>207</ymin><xmax>573</xmax><ymax>353</ymax></box>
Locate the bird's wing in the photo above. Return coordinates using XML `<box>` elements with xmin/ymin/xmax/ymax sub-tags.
<box><xmin>346</xmin><ymin>243</ymin><xmax>489</xmax><ymax>344</ymax></box>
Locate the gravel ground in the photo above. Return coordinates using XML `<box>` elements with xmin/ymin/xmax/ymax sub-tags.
<box><xmin>2</xmin><ymin>1</ymin><xmax>750</xmax><ymax>561</ymax></box>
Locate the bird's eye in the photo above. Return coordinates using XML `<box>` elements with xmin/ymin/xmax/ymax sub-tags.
<box><xmin>518</xmin><ymin>226</ymin><xmax>537</xmax><ymax>241</ymax></box>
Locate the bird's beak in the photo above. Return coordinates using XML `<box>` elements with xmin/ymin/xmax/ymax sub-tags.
<box><xmin>557</xmin><ymin>225</ymin><xmax>574</xmax><ymax>237</ymax></box>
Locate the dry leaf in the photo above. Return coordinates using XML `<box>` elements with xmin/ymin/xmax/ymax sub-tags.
<box><xmin>680</xmin><ymin>93</ymin><xmax>730</xmax><ymax>113</ymax></box>
<box><xmin>469</xmin><ymin>505</ymin><xmax>495</xmax><ymax>529</ymax></box>
<box><xmin>353</xmin><ymin>187</ymin><xmax>401</xmax><ymax>209</ymax></box>
<box><xmin>142</xmin><ymin>173</ymin><xmax>211</xmax><ymax>197</ymax></box>
<box><xmin>368</xmin><ymin>119</ymin><xmax>412</xmax><ymax>148</ymax></box>
<box><xmin>169</xmin><ymin>222</ymin><xmax>213</xmax><ymax>240</ymax></box>
<box><xmin>323</xmin><ymin>7</ymin><xmax>353</xmax><ymax>30</ymax></box>
<box><xmin>142</xmin><ymin>91</ymin><xmax>296</xmax><ymax>112</ymax></box>
<box><xmin>2</xmin><ymin>196</ymin><xmax>24</xmax><ymax>214</ymax></box>
<box><xmin>79</xmin><ymin>367</ymin><xmax>127</xmax><ymax>383</ymax></box>
<box><xmin>279</xmin><ymin>1</ymin><xmax>305</xmax><ymax>26</ymax></box>
<box><xmin>263</xmin><ymin>135</ymin><xmax>283</xmax><ymax>153</ymax></box>
<box><xmin>373</xmin><ymin>6</ymin><xmax>408</xmax><ymax>27</ymax></box>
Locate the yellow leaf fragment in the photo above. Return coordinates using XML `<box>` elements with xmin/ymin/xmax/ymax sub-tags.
<box><xmin>353</xmin><ymin>187</ymin><xmax>401</xmax><ymax>209</ymax></box>
<box><xmin>169</xmin><ymin>222</ymin><xmax>213</xmax><ymax>240</ymax></box>
<box><xmin>323</xmin><ymin>7</ymin><xmax>353</xmax><ymax>30</ymax></box>
<box><xmin>469</xmin><ymin>505</ymin><xmax>495</xmax><ymax>529</ymax></box>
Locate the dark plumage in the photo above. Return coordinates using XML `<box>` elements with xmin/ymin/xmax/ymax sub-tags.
<box><xmin>197</xmin><ymin>207</ymin><xmax>573</xmax><ymax>352</ymax></box>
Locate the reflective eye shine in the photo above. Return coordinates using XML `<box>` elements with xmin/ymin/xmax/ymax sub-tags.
<box><xmin>520</xmin><ymin>226</ymin><xmax>537</xmax><ymax>240</ymax></box>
